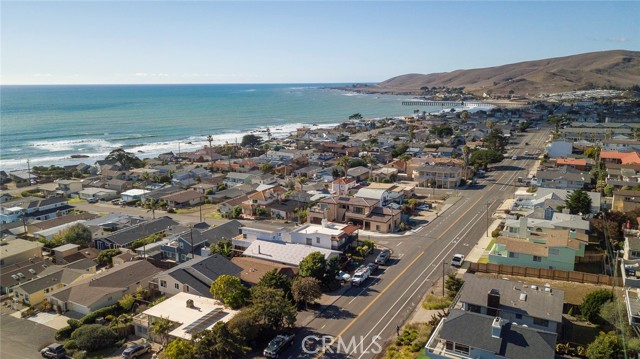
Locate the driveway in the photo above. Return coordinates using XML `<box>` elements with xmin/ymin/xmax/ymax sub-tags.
<box><xmin>0</xmin><ymin>313</ymin><xmax>56</xmax><ymax>359</ymax></box>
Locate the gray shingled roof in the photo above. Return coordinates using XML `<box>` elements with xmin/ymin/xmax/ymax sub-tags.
<box><xmin>100</xmin><ymin>217</ymin><xmax>179</xmax><ymax>246</ymax></box>
<box><xmin>438</xmin><ymin>310</ymin><xmax>556</xmax><ymax>359</ymax></box>
<box><xmin>159</xmin><ymin>254</ymin><xmax>243</xmax><ymax>296</ymax></box>
<box><xmin>458</xmin><ymin>275</ymin><xmax>564</xmax><ymax>323</ymax></box>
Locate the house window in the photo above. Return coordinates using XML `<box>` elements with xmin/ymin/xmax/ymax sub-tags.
<box><xmin>467</xmin><ymin>304</ymin><xmax>481</xmax><ymax>313</ymax></box>
<box><xmin>533</xmin><ymin>256</ymin><xmax>542</xmax><ymax>262</ymax></box>
<box><xmin>516</xmin><ymin>313</ymin><xmax>523</xmax><ymax>319</ymax></box>
<box><xmin>175</xmin><ymin>283</ymin><xmax>180</xmax><ymax>290</ymax></box>
<box><xmin>353</xmin><ymin>207</ymin><xmax>363</xmax><ymax>214</ymax></box>
<box><xmin>179</xmin><ymin>242</ymin><xmax>184</xmax><ymax>249</ymax></box>
<box><xmin>306</xmin><ymin>238</ymin><xmax>312</xmax><ymax>245</ymax></box>
<box><xmin>160</xmin><ymin>280</ymin><xmax>167</xmax><ymax>288</ymax></box>
<box><xmin>508</xmin><ymin>252</ymin><xmax>519</xmax><ymax>258</ymax></box>
<box><xmin>185</xmin><ymin>285</ymin><xmax>190</xmax><ymax>293</ymax></box>
<box><xmin>454</xmin><ymin>344</ymin><xmax>470</xmax><ymax>355</ymax></box>
<box><xmin>316</xmin><ymin>237</ymin><xmax>320</xmax><ymax>244</ymax></box>
<box><xmin>445</xmin><ymin>341</ymin><xmax>454</xmax><ymax>351</ymax></box>
<box><xmin>533</xmin><ymin>318</ymin><xmax>549</xmax><ymax>327</ymax></box>
<box><xmin>376</xmin><ymin>225</ymin><xmax>381</xmax><ymax>231</ymax></box>
<box><xmin>549</xmin><ymin>248</ymin><xmax>560</xmax><ymax>255</ymax></box>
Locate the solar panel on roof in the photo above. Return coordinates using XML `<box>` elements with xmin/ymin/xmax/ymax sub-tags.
<box><xmin>183</xmin><ymin>308</ymin><xmax>226</xmax><ymax>334</ymax></box>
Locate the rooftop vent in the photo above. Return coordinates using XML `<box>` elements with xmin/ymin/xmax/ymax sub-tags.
<box><xmin>186</xmin><ymin>299</ymin><xmax>195</xmax><ymax>308</ymax></box>
<box><xmin>519</xmin><ymin>293</ymin><xmax>527</xmax><ymax>301</ymax></box>
<box><xmin>491</xmin><ymin>317</ymin><xmax>505</xmax><ymax>338</ymax></box>
<box><xmin>531</xmin><ymin>285</ymin><xmax>538</xmax><ymax>290</ymax></box>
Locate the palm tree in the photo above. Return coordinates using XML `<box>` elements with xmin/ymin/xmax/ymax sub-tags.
<box><xmin>485</xmin><ymin>120</ymin><xmax>495</xmax><ymax>130</ymax></box>
<box><xmin>151</xmin><ymin>317</ymin><xmax>173</xmax><ymax>345</ymax></box>
<box><xmin>298</xmin><ymin>177</ymin><xmax>308</xmax><ymax>192</ymax></box>
<box><xmin>146</xmin><ymin>199</ymin><xmax>160</xmax><ymax>219</ymax></box>
<box><xmin>337</xmin><ymin>156</ymin><xmax>351</xmax><ymax>177</ymax></box>
<box><xmin>547</xmin><ymin>115</ymin><xmax>561</xmax><ymax>135</ymax></box>
<box><xmin>140</xmin><ymin>171</ymin><xmax>150</xmax><ymax>185</ymax></box>
<box><xmin>460</xmin><ymin>110</ymin><xmax>470</xmax><ymax>125</ymax></box>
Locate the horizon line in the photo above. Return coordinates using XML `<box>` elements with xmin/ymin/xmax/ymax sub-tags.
<box><xmin>0</xmin><ymin>81</ymin><xmax>379</xmax><ymax>87</ymax></box>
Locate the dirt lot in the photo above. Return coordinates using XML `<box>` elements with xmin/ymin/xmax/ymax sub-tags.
<box><xmin>473</xmin><ymin>272</ymin><xmax>623</xmax><ymax>306</ymax></box>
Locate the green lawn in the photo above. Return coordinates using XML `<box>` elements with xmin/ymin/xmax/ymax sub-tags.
<box><xmin>68</xmin><ymin>198</ymin><xmax>85</xmax><ymax>203</ymax></box>
<box><xmin>422</xmin><ymin>294</ymin><xmax>450</xmax><ymax>310</ymax></box>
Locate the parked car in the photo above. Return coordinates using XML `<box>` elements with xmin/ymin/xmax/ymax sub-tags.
<box><xmin>40</xmin><ymin>343</ymin><xmax>66</xmax><ymax>359</ymax></box>
<box><xmin>451</xmin><ymin>254</ymin><xmax>465</xmax><ymax>267</ymax></box>
<box><xmin>86</xmin><ymin>198</ymin><xmax>98</xmax><ymax>203</ymax></box>
<box><xmin>351</xmin><ymin>266</ymin><xmax>371</xmax><ymax>286</ymax></box>
<box><xmin>375</xmin><ymin>250</ymin><xmax>391</xmax><ymax>265</ymax></box>
<box><xmin>511</xmin><ymin>155</ymin><xmax>518</xmax><ymax>160</ymax></box>
<box><xmin>264</xmin><ymin>333</ymin><xmax>295</xmax><ymax>358</ymax></box>
<box><xmin>122</xmin><ymin>342</ymin><xmax>151</xmax><ymax>358</ymax></box>
<box><xmin>416</xmin><ymin>204</ymin><xmax>430</xmax><ymax>211</ymax></box>
<box><xmin>366</xmin><ymin>262</ymin><xmax>378</xmax><ymax>273</ymax></box>
<box><xmin>336</xmin><ymin>271</ymin><xmax>351</xmax><ymax>283</ymax></box>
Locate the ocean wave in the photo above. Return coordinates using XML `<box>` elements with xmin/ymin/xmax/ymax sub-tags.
<box><xmin>30</xmin><ymin>138</ymin><xmax>124</xmax><ymax>153</ymax></box>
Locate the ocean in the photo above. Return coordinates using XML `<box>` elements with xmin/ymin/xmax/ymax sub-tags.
<box><xmin>0</xmin><ymin>84</ymin><xmax>423</xmax><ymax>171</ymax></box>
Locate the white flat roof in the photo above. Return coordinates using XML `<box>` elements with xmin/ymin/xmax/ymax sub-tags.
<box><xmin>243</xmin><ymin>240</ymin><xmax>340</xmax><ymax>266</ymax></box>
<box><xmin>121</xmin><ymin>189</ymin><xmax>150</xmax><ymax>196</ymax></box>
<box><xmin>292</xmin><ymin>223</ymin><xmax>345</xmax><ymax>236</ymax></box>
<box><xmin>142</xmin><ymin>292</ymin><xmax>238</xmax><ymax>340</ymax></box>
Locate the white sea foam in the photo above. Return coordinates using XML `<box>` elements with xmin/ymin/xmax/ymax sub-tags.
<box><xmin>30</xmin><ymin>138</ymin><xmax>123</xmax><ymax>153</ymax></box>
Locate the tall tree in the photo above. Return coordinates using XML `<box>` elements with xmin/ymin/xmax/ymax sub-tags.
<box><xmin>146</xmin><ymin>198</ymin><xmax>161</xmax><ymax>219</ymax></box>
<box><xmin>292</xmin><ymin>277</ymin><xmax>322</xmax><ymax>308</ymax></box>
<box><xmin>192</xmin><ymin>322</ymin><xmax>249</xmax><ymax>359</ymax></box>
<box><xmin>105</xmin><ymin>148</ymin><xmax>142</xmax><ymax>170</ymax></box>
<box><xmin>210</xmin><ymin>239</ymin><xmax>233</xmax><ymax>258</ymax></box>
<box><xmin>565</xmin><ymin>189</ymin><xmax>592</xmax><ymax>215</ymax></box>
<box><xmin>483</xmin><ymin>128</ymin><xmax>508</xmax><ymax>153</ymax></box>
<box><xmin>151</xmin><ymin>317</ymin><xmax>174</xmax><ymax>345</ymax></box>
<box><xmin>52</xmin><ymin>223</ymin><xmax>92</xmax><ymax>246</ymax></box>
<box><xmin>164</xmin><ymin>338</ymin><xmax>194</xmax><ymax>359</ymax></box>
<box><xmin>547</xmin><ymin>115</ymin><xmax>562</xmax><ymax>135</ymax></box>
<box><xmin>460</xmin><ymin>110</ymin><xmax>470</xmax><ymax>124</ymax></box>
<box><xmin>337</xmin><ymin>156</ymin><xmax>352</xmax><ymax>178</ymax></box>
<box><xmin>250</xmin><ymin>286</ymin><xmax>296</xmax><ymax>330</ymax></box>
<box><xmin>586</xmin><ymin>331</ymin><xmax>622</xmax><ymax>359</ymax></box>
<box><xmin>462</xmin><ymin>145</ymin><xmax>470</xmax><ymax>179</ymax></box>
<box><xmin>240</xmin><ymin>134</ymin><xmax>262</xmax><ymax>147</ymax></box>
<box><xmin>257</xmin><ymin>269</ymin><xmax>292</xmax><ymax>299</ymax></box>
<box><xmin>299</xmin><ymin>251</ymin><xmax>327</xmax><ymax>282</ymax></box>
<box><xmin>210</xmin><ymin>274</ymin><xmax>249</xmax><ymax>309</ymax></box>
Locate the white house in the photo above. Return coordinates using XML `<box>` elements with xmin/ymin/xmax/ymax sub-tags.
<box><xmin>545</xmin><ymin>141</ymin><xmax>573</xmax><ymax>158</ymax></box>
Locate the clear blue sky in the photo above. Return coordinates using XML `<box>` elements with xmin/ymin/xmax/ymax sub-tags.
<box><xmin>2</xmin><ymin>1</ymin><xmax>638</xmax><ymax>85</ymax></box>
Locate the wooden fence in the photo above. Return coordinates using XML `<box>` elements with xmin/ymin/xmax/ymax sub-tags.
<box><xmin>468</xmin><ymin>262</ymin><xmax>622</xmax><ymax>286</ymax></box>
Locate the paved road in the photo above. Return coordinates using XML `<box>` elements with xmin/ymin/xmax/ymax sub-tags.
<box><xmin>279</xmin><ymin>128</ymin><xmax>550</xmax><ymax>359</ymax></box>
<box><xmin>0</xmin><ymin>313</ymin><xmax>57</xmax><ymax>359</ymax></box>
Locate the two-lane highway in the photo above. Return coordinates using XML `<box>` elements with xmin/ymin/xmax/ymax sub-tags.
<box><xmin>285</xmin><ymin>128</ymin><xmax>550</xmax><ymax>359</ymax></box>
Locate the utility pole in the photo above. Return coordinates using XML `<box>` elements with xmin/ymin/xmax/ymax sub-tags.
<box><xmin>486</xmin><ymin>202</ymin><xmax>490</xmax><ymax>237</ymax></box>
<box><xmin>199</xmin><ymin>198</ymin><xmax>203</xmax><ymax>223</ymax></box>
<box><xmin>442</xmin><ymin>259</ymin><xmax>448</xmax><ymax>297</ymax></box>
<box><xmin>26</xmin><ymin>159</ymin><xmax>31</xmax><ymax>185</ymax></box>
<box><xmin>190</xmin><ymin>225</ymin><xmax>195</xmax><ymax>260</ymax></box>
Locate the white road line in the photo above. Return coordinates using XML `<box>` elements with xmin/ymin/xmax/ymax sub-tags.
<box><xmin>351</xmin><ymin>210</ymin><xmax>487</xmax><ymax>358</ymax></box>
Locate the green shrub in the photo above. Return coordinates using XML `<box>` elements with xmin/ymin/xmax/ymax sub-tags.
<box><xmin>581</xmin><ymin>289</ymin><xmax>614</xmax><ymax>323</ymax></box>
<box><xmin>71</xmin><ymin>324</ymin><xmax>118</xmax><ymax>351</ymax></box>
<box><xmin>67</xmin><ymin>319</ymin><xmax>82</xmax><ymax>329</ymax></box>
<box><xmin>55</xmin><ymin>326</ymin><xmax>74</xmax><ymax>341</ymax></box>
<box><xmin>80</xmin><ymin>304</ymin><xmax>122</xmax><ymax>324</ymax></box>
<box><xmin>64</xmin><ymin>340</ymin><xmax>77</xmax><ymax>350</ymax></box>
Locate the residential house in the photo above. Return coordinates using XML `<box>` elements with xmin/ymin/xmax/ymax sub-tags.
<box><xmin>613</xmin><ymin>190</ymin><xmax>640</xmax><ymax>212</ymax></box>
<box><xmin>230</xmin><ymin>257</ymin><xmax>297</xmax><ymax>286</ymax></box>
<box><xmin>106</xmin><ymin>179</ymin><xmax>133</xmax><ymax>193</ymax></box>
<box><xmin>242</xmin><ymin>240</ymin><xmax>340</xmax><ymax>267</ymax></box>
<box><xmin>153</xmin><ymin>254</ymin><xmax>242</xmax><ymax>297</ymax></box>
<box><xmin>160</xmin><ymin>220</ymin><xmax>242</xmax><ymax>263</ymax></box>
<box><xmin>533</xmin><ymin>167</ymin><xmax>589</xmax><ymax>190</ymax></box>
<box><xmin>93</xmin><ymin>217</ymin><xmax>179</xmax><ymax>250</ymax></box>
<box><xmin>134</xmin><ymin>292</ymin><xmax>238</xmax><ymax>341</ymax></box>
<box><xmin>554</xmin><ymin>158</ymin><xmax>589</xmax><ymax>171</ymax></box>
<box><xmin>241</xmin><ymin>185</ymin><xmax>286</xmax><ymax>217</ymax></box>
<box><xmin>40</xmin><ymin>180</ymin><xmax>83</xmax><ymax>198</ymax></box>
<box><xmin>605</xmin><ymin>163</ymin><xmax>640</xmax><ymax>189</ymax></box>
<box><xmin>120</xmin><ymin>189</ymin><xmax>150</xmax><ymax>202</ymax></box>
<box><xmin>308</xmin><ymin>196</ymin><xmax>401</xmax><ymax>233</ymax></box>
<box><xmin>161</xmin><ymin>190</ymin><xmax>203</xmax><ymax>208</ymax></box>
<box><xmin>346</xmin><ymin>166</ymin><xmax>371</xmax><ymax>182</ymax></box>
<box><xmin>0</xmin><ymin>193</ymin><xmax>15</xmax><ymax>204</ymax></box>
<box><xmin>8</xmin><ymin>170</ymin><xmax>37</xmax><ymax>186</ymax></box>
<box><xmin>0</xmin><ymin>237</ymin><xmax>43</xmax><ymax>267</ymax></box>
<box><xmin>231</xmin><ymin>223</ymin><xmax>288</xmax><ymax>250</ymax></box>
<box><xmin>413</xmin><ymin>165</ymin><xmax>462</xmax><ymax>189</ymax></box>
<box><xmin>27</xmin><ymin>212</ymin><xmax>97</xmax><ymax>239</ymax></box>
<box><xmin>224</xmin><ymin>172</ymin><xmax>258</xmax><ymax>187</ymax></box>
<box><xmin>46</xmin><ymin>260</ymin><xmax>162</xmax><ymax>315</ymax></box>
<box><xmin>601</xmin><ymin>151</ymin><xmax>640</xmax><ymax>165</ymax></box>
<box><xmin>489</xmin><ymin>221</ymin><xmax>588</xmax><ymax>271</ymax></box>
<box><xmin>290</xmin><ymin>221</ymin><xmax>359</xmax><ymax>251</ymax></box>
<box><xmin>545</xmin><ymin>141</ymin><xmax>573</xmax><ymax>158</ymax></box>
<box><xmin>0</xmin><ymin>258</ymin><xmax>54</xmax><ymax>295</ymax></box>
<box><xmin>331</xmin><ymin>177</ymin><xmax>357</xmax><ymax>195</ymax></box>
<box><xmin>514</xmin><ymin>188</ymin><xmax>602</xmax><ymax>215</ymax></box>
<box><xmin>371</xmin><ymin>167</ymin><xmax>399</xmax><ymax>182</ymax></box>
<box><xmin>269</xmin><ymin>200</ymin><xmax>306</xmax><ymax>221</ymax></box>
<box><xmin>172</xmin><ymin>168</ymin><xmax>212</xmax><ymax>187</ymax></box>
<box><xmin>78</xmin><ymin>187</ymin><xmax>118</xmax><ymax>201</ymax></box>
<box><xmin>0</xmin><ymin>197</ymin><xmax>72</xmax><ymax>224</ymax></box>
<box><xmin>424</xmin><ymin>275</ymin><xmax>562</xmax><ymax>359</ymax></box>
<box><xmin>13</xmin><ymin>259</ymin><xmax>96</xmax><ymax>306</ymax></box>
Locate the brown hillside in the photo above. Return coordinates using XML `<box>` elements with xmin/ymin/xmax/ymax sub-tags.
<box><xmin>374</xmin><ymin>50</ymin><xmax>640</xmax><ymax>97</ymax></box>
